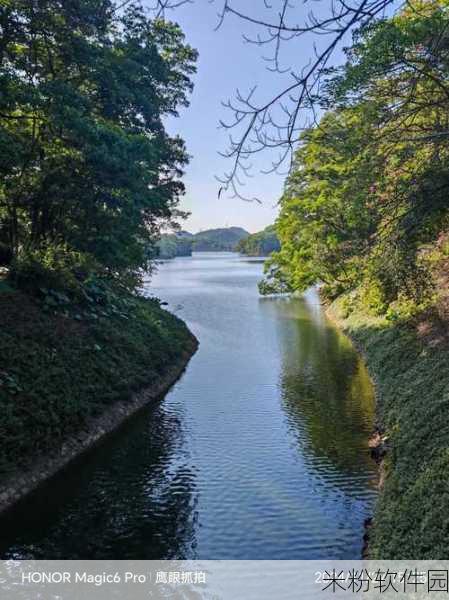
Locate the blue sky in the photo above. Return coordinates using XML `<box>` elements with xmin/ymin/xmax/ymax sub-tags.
<box><xmin>159</xmin><ymin>1</ymin><xmax>353</xmax><ymax>233</ymax></box>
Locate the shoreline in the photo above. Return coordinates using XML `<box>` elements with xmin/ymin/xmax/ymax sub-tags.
<box><xmin>326</xmin><ymin>293</ymin><xmax>449</xmax><ymax>559</ymax></box>
<box><xmin>0</xmin><ymin>337</ymin><xmax>198</xmax><ymax>517</ymax></box>
<box><xmin>325</xmin><ymin>301</ymin><xmax>384</xmax><ymax>559</ymax></box>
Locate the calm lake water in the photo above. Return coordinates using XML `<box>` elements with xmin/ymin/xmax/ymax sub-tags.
<box><xmin>0</xmin><ymin>252</ymin><xmax>377</xmax><ymax>559</ymax></box>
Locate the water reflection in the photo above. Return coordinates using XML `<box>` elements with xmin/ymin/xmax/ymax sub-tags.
<box><xmin>0</xmin><ymin>399</ymin><xmax>197</xmax><ymax>559</ymax></box>
<box><xmin>0</xmin><ymin>253</ymin><xmax>377</xmax><ymax>560</ymax></box>
<box><xmin>261</xmin><ymin>290</ymin><xmax>375</xmax><ymax>480</ymax></box>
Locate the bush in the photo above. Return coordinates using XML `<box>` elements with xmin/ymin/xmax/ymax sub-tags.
<box><xmin>10</xmin><ymin>245</ymin><xmax>96</xmax><ymax>298</ymax></box>
<box><xmin>359</xmin><ymin>279</ymin><xmax>388</xmax><ymax>316</ymax></box>
<box><xmin>0</xmin><ymin>285</ymin><xmax>196</xmax><ymax>476</ymax></box>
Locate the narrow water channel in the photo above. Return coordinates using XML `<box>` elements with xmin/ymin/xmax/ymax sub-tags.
<box><xmin>0</xmin><ymin>252</ymin><xmax>377</xmax><ymax>559</ymax></box>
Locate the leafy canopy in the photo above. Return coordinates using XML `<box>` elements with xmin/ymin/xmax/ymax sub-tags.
<box><xmin>0</xmin><ymin>0</ymin><xmax>197</xmax><ymax>289</ymax></box>
<box><xmin>262</xmin><ymin>1</ymin><xmax>449</xmax><ymax>313</ymax></box>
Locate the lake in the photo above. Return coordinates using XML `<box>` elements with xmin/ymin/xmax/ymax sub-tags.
<box><xmin>0</xmin><ymin>252</ymin><xmax>377</xmax><ymax>559</ymax></box>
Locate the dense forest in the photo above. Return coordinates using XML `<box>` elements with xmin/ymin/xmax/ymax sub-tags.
<box><xmin>236</xmin><ymin>225</ymin><xmax>280</xmax><ymax>257</ymax></box>
<box><xmin>0</xmin><ymin>0</ymin><xmax>196</xmax><ymax>296</ymax></box>
<box><xmin>157</xmin><ymin>226</ymin><xmax>249</xmax><ymax>258</ymax></box>
<box><xmin>262</xmin><ymin>0</ymin><xmax>449</xmax><ymax>321</ymax></box>
<box><xmin>157</xmin><ymin>232</ymin><xmax>193</xmax><ymax>259</ymax></box>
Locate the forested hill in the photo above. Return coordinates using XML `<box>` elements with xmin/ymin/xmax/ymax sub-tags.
<box><xmin>157</xmin><ymin>227</ymin><xmax>249</xmax><ymax>258</ymax></box>
<box><xmin>192</xmin><ymin>227</ymin><xmax>249</xmax><ymax>251</ymax></box>
<box><xmin>236</xmin><ymin>226</ymin><xmax>280</xmax><ymax>257</ymax></box>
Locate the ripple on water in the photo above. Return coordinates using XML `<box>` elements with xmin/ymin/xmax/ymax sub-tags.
<box><xmin>0</xmin><ymin>253</ymin><xmax>377</xmax><ymax>559</ymax></box>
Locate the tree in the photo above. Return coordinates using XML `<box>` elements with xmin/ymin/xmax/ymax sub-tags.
<box><xmin>236</xmin><ymin>225</ymin><xmax>280</xmax><ymax>256</ymax></box>
<box><xmin>262</xmin><ymin>105</ymin><xmax>381</xmax><ymax>297</ymax></box>
<box><xmin>0</xmin><ymin>0</ymin><xmax>197</xmax><ymax>288</ymax></box>
<box><xmin>262</xmin><ymin>1</ymin><xmax>449</xmax><ymax>309</ymax></box>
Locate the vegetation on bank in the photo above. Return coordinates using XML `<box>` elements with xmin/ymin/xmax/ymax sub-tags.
<box><xmin>236</xmin><ymin>225</ymin><xmax>280</xmax><ymax>257</ymax></box>
<box><xmin>258</xmin><ymin>1</ymin><xmax>449</xmax><ymax>558</ymax></box>
<box><xmin>0</xmin><ymin>278</ymin><xmax>196</xmax><ymax>478</ymax></box>
<box><xmin>0</xmin><ymin>2</ymin><xmax>198</xmax><ymax>480</ymax></box>
<box><xmin>157</xmin><ymin>232</ymin><xmax>193</xmax><ymax>259</ymax></box>
<box><xmin>262</xmin><ymin>1</ymin><xmax>449</xmax><ymax>313</ymax></box>
<box><xmin>330</xmin><ymin>294</ymin><xmax>449</xmax><ymax>559</ymax></box>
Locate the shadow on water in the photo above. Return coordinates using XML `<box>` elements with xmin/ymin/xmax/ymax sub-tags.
<box><xmin>0</xmin><ymin>399</ymin><xmax>197</xmax><ymax>559</ymax></box>
<box><xmin>0</xmin><ymin>254</ymin><xmax>377</xmax><ymax>560</ymax></box>
<box><xmin>260</xmin><ymin>290</ymin><xmax>375</xmax><ymax>480</ymax></box>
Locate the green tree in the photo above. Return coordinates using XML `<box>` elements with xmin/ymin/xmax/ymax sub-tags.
<box><xmin>236</xmin><ymin>225</ymin><xmax>280</xmax><ymax>257</ymax></box>
<box><xmin>263</xmin><ymin>106</ymin><xmax>381</xmax><ymax>298</ymax></box>
<box><xmin>0</xmin><ymin>0</ymin><xmax>196</xmax><ymax>288</ymax></box>
<box><xmin>262</xmin><ymin>1</ymin><xmax>449</xmax><ymax>310</ymax></box>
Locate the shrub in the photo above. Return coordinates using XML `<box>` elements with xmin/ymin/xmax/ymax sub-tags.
<box><xmin>10</xmin><ymin>245</ymin><xmax>96</xmax><ymax>298</ymax></box>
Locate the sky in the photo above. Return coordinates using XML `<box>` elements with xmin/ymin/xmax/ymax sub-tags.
<box><xmin>155</xmin><ymin>1</ymin><xmax>353</xmax><ymax>233</ymax></box>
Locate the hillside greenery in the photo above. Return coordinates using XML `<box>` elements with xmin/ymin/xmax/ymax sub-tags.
<box><xmin>0</xmin><ymin>0</ymin><xmax>197</xmax><ymax>294</ymax></box>
<box><xmin>330</xmin><ymin>296</ymin><xmax>449</xmax><ymax>559</ymax></box>
<box><xmin>157</xmin><ymin>227</ymin><xmax>249</xmax><ymax>258</ymax></box>
<box><xmin>260</xmin><ymin>0</ymin><xmax>449</xmax><ymax>559</ymax></box>
<box><xmin>261</xmin><ymin>0</ymin><xmax>449</xmax><ymax>316</ymax></box>
<box><xmin>0</xmin><ymin>280</ymin><xmax>196</xmax><ymax>477</ymax></box>
<box><xmin>236</xmin><ymin>225</ymin><xmax>280</xmax><ymax>257</ymax></box>
<box><xmin>192</xmin><ymin>227</ymin><xmax>249</xmax><ymax>251</ymax></box>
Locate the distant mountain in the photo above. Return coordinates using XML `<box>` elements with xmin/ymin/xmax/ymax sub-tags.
<box><xmin>156</xmin><ymin>227</ymin><xmax>250</xmax><ymax>259</ymax></box>
<box><xmin>157</xmin><ymin>233</ymin><xmax>193</xmax><ymax>259</ymax></box>
<box><xmin>192</xmin><ymin>227</ymin><xmax>249</xmax><ymax>251</ymax></box>
<box><xmin>236</xmin><ymin>225</ymin><xmax>280</xmax><ymax>257</ymax></box>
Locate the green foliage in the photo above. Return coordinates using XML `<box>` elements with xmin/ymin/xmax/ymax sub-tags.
<box><xmin>0</xmin><ymin>0</ymin><xmax>197</xmax><ymax>286</ymax></box>
<box><xmin>0</xmin><ymin>284</ymin><xmax>196</xmax><ymax>476</ymax></box>
<box><xmin>262</xmin><ymin>106</ymin><xmax>381</xmax><ymax>299</ymax></box>
<box><xmin>236</xmin><ymin>225</ymin><xmax>280</xmax><ymax>257</ymax></box>
<box><xmin>10</xmin><ymin>244</ymin><xmax>96</xmax><ymax>296</ymax></box>
<box><xmin>257</xmin><ymin>261</ymin><xmax>292</xmax><ymax>295</ymax></box>
<box><xmin>262</xmin><ymin>1</ymin><xmax>449</xmax><ymax>313</ymax></box>
<box><xmin>331</xmin><ymin>297</ymin><xmax>449</xmax><ymax>558</ymax></box>
<box><xmin>157</xmin><ymin>233</ymin><xmax>193</xmax><ymax>259</ymax></box>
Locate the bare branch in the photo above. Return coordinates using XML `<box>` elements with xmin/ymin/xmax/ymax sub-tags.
<box><xmin>209</xmin><ymin>0</ymin><xmax>402</xmax><ymax>200</ymax></box>
<box><xmin>148</xmin><ymin>0</ymin><xmax>194</xmax><ymax>18</ymax></box>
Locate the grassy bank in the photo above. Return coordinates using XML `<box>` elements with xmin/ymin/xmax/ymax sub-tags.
<box><xmin>329</xmin><ymin>297</ymin><xmax>449</xmax><ymax>559</ymax></box>
<box><xmin>0</xmin><ymin>282</ymin><xmax>197</xmax><ymax>482</ymax></box>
